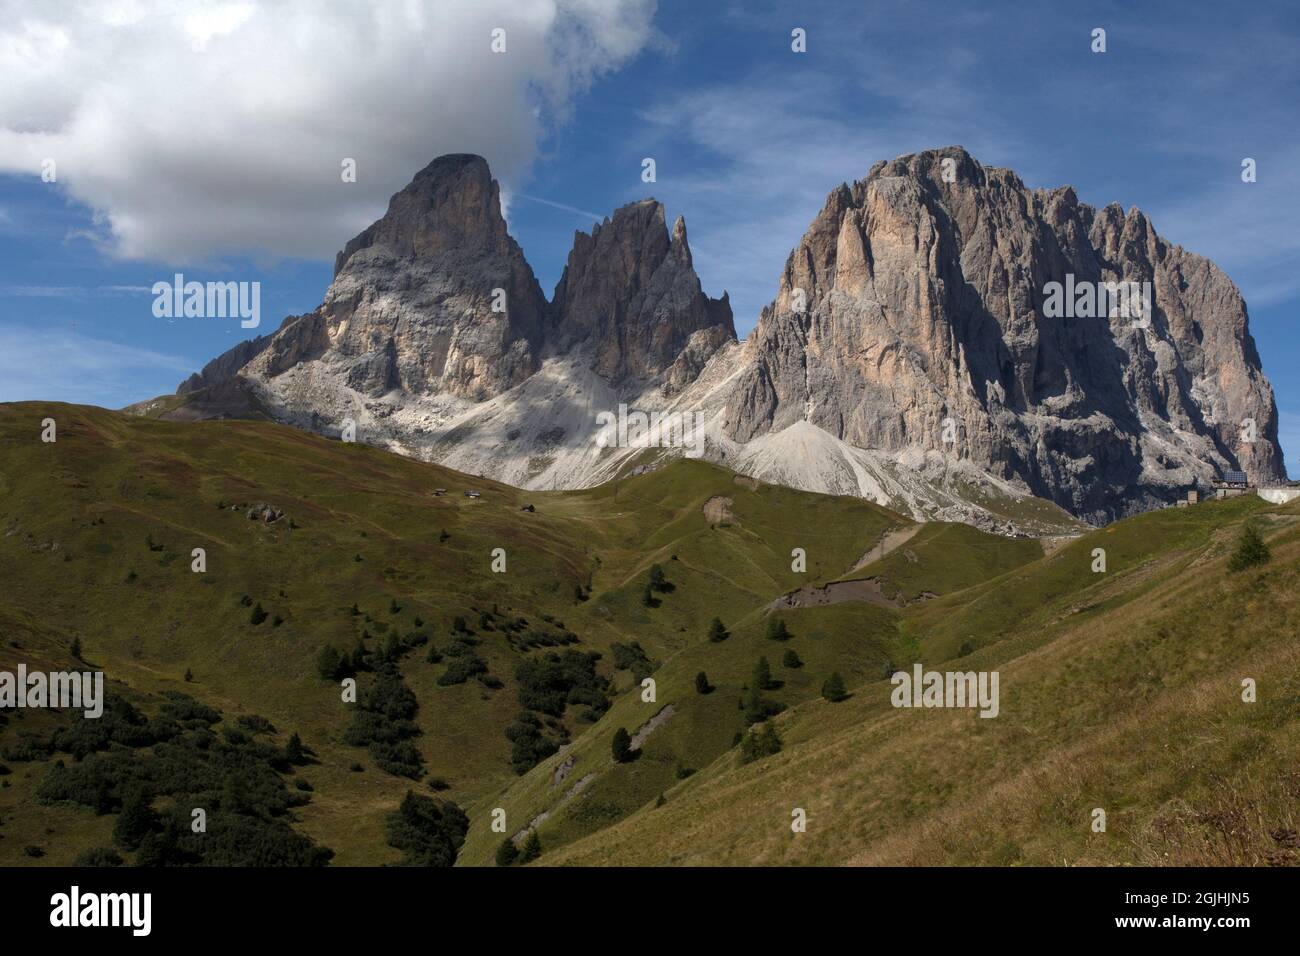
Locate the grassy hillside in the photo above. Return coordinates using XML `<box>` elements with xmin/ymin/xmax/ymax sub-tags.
<box><xmin>6</xmin><ymin>402</ymin><xmax>1283</xmax><ymax>867</ymax></box>
<box><xmin>3</xmin><ymin>402</ymin><xmax>1021</xmax><ymax>865</ymax></box>
<box><xmin>543</xmin><ymin>495</ymin><xmax>1300</xmax><ymax>866</ymax></box>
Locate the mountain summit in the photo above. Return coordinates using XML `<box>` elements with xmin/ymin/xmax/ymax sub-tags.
<box><xmin>170</xmin><ymin>148</ymin><xmax>1284</xmax><ymax>528</ymax></box>
<box><xmin>724</xmin><ymin>146</ymin><xmax>1284</xmax><ymax>520</ymax></box>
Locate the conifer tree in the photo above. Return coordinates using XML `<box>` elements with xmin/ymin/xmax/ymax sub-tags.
<box><xmin>112</xmin><ymin>787</ymin><xmax>157</xmax><ymax>850</ymax></box>
<box><xmin>766</xmin><ymin>616</ymin><xmax>790</xmax><ymax>640</ymax></box>
<box><xmin>519</xmin><ymin>829</ymin><xmax>542</xmax><ymax>863</ymax></box>
<box><xmin>612</xmin><ymin>727</ymin><xmax>633</xmax><ymax>762</ymax></box>
<box><xmin>822</xmin><ymin>671</ymin><xmax>847</xmax><ymax>703</ymax></box>
<box><xmin>495</xmin><ymin>838</ymin><xmax>519</xmax><ymax>867</ymax></box>
<box><xmin>1228</xmin><ymin>523</ymin><xmax>1271</xmax><ymax>572</ymax></box>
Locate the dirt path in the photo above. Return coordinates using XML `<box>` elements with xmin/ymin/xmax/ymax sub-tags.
<box><xmin>517</xmin><ymin>772</ymin><xmax>595</xmax><ymax>840</ymax></box>
<box><xmin>629</xmin><ymin>704</ymin><xmax>676</xmax><ymax>751</ymax></box>
<box><xmin>851</xmin><ymin>524</ymin><xmax>922</xmax><ymax>572</ymax></box>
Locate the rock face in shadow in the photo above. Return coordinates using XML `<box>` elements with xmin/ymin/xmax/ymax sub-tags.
<box><xmin>722</xmin><ymin>146</ymin><xmax>1284</xmax><ymax>522</ymax></box>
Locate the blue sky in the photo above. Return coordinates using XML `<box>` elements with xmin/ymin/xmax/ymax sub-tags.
<box><xmin>0</xmin><ymin>0</ymin><xmax>1295</xmax><ymax>472</ymax></box>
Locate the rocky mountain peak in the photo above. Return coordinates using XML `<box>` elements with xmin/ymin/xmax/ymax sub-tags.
<box><xmin>333</xmin><ymin>153</ymin><xmax>508</xmax><ymax>276</ymax></box>
<box><xmin>241</xmin><ymin>153</ymin><xmax>549</xmax><ymax>403</ymax></box>
<box><xmin>724</xmin><ymin>146</ymin><xmax>1284</xmax><ymax>521</ymax></box>
<box><xmin>550</xmin><ymin>198</ymin><xmax>735</xmax><ymax>385</ymax></box>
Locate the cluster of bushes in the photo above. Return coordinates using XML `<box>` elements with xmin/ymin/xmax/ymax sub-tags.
<box><xmin>3</xmin><ymin>694</ymin><xmax>187</xmax><ymax>763</ymax></box>
<box><xmin>821</xmin><ymin>672</ymin><xmax>847</xmax><ymax>702</ymax></box>
<box><xmin>739</xmin><ymin>723</ymin><xmax>782</xmax><ymax>764</ymax></box>
<box><xmin>515</xmin><ymin>650</ymin><xmax>609</xmax><ymax>720</ymax></box>
<box><xmin>610</xmin><ymin>641</ymin><xmax>655</xmax><ymax>684</ymax></box>
<box><xmin>503</xmin><ymin>649</ymin><xmax>613</xmax><ymax>775</ymax></box>
<box><xmin>315</xmin><ymin>641</ymin><xmax>367</xmax><ymax>681</ymax></box>
<box><xmin>345</xmin><ymin>666</ymin><xmax>425</xmax><ymax>779</ymax></box>
<box><xmin>385</xmin><ymin>790</ymin><xmax>468</xmax><ymax>867</ymax></box>
<box><xmin>743</xmin><ymin>658</ymin><xmax>785</xmax><ymax>725</ymax></box>
<box><xmin>32</xmin><ymin>694</ymin><xmax>332</xmax><ymax>866</ymax></box>
<box><xmin>641</xmin><ymin>563</ymin><xmax>673</xmax><ymax>607</ymax></box>
<box><xmin>766</xmin><ymin>617</ymin><xmax>792</xmax><ymax>641</ymax></box>
<box><xmin>237</xmin><ymin>594</ymin><xmax>283</xmax><ymax>628</ymax></box>
<box><xmin>496</xmin><ymin>830</ymin><xmax>541</xmax><ymax>866</ymax></box>
<box><xmin>318</xmin><ymin>627</ymin><xmax>430</xmax><ymax>684</ymax></box>
<box><xmin>504</xmin><ymin>712</ymin><xmax>565</xmax><ymax>775</ymax></box>
<box><xmin>513</xmin><ymin>628</ymin><xmax>580</xmax><ymax>651</ymax></box>
<box><xmin>434</xmin><ymin>634</ymin><xmax>491</xmax><ymax>687</ymax></box>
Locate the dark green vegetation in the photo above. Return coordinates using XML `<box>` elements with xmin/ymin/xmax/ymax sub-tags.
<box><xmin>2</xmin><ymin>402</ymin><xmax>1296</xmax><ymax>867</ymax></box>
<box><xmin>385</xmin><ymin>791</ymin><xmax>468</xmax><ymax>867</ymax></box>
<box><xmin>1228</xmin><ymin>522</ymin><xmax>1271</xmax><ymax>572</ymax></box>
<box><xmin>17</xmin><ymin>692</ymin><xmax>332</xmax><ymax>865</ymax></box>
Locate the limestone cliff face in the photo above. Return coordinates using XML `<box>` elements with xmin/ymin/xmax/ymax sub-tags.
<box><xmin>549</xmin><ymin>201</ymin><xmax>735</xmax><ymax>385</ymax></box>
<box><xmin>722</xmin><ymin>146</ymin><xmax>1284</xmax><ymax>521</ymax></box>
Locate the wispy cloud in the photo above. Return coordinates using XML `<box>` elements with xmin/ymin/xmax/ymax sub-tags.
<box><xmin>0</xmin><ymin>284</ymin><xmax>153</xmax><ymax>298</ymax></box>
<box><xmin>511</xmin><ymin>192</ymin><xmax>604</xmax><ymax>224</ymax></box>
<box><xmin>1148</xmin><ymin>146</ymin><xmax>1300</xmax><ymax>310</ymax></box>
<box><xmin>0</xmin><ymin>323</ymin><xmax>195</xmax><ymax>407</ymax></box>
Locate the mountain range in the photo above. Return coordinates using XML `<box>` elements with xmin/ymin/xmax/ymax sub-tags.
<box><xmin>151</xmin><ymin>146</ymin><xmax>1286</xmax><ymax>530</ymax></box>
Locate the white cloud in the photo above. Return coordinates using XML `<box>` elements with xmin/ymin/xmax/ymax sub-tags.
<box><xmin>0</xmin><ymin>0</ymin><xmax>657</xmax><ymax>262</ymax></box>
